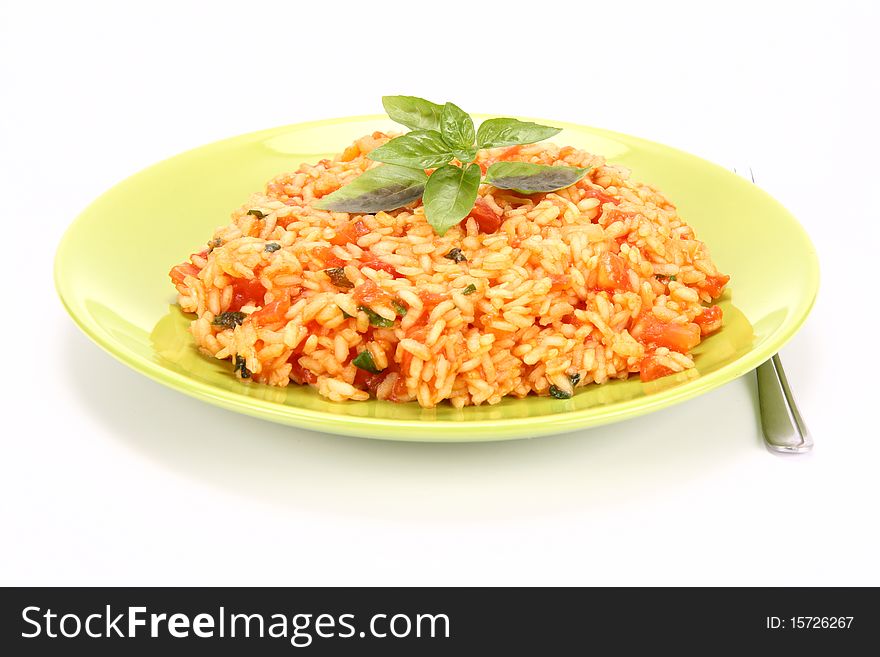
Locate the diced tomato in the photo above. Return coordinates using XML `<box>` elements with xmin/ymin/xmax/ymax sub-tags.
<box><xmin>694</xmin><ymin>305</ymin><xmax>723</xmax><ymax>336</ymax></box>
<box><xmin>360</xmin><ymin>256</ymin><xmax>400</xmax><ymax>277</ymax></box>
<box><xmin>289</xmin><ymin>358</ymin><xmax>318</xmax><ymax>385</ymax></box>
<box><xmin>251</xmin><ymin>298</ymin><xmax>290</xmax><ymax>326</ymax></box>
<box><xmin>419</xmin><ymin>290</ymin><xmax>448</xmax><ymax>308</ymax></box>
<box><xmin>462</xmin><ymin>197</ymin><xmax>502</xmax><ymax>234</ymax></box>
<box><xmin>699</xmin><ymin>274</ymin><xmax>730</xmax><ymax>299</ymax></box>
<box><xmin>497</xmin><ymin>145</ymin><xmax>523</xmax><ymax>161</ymax></box>
<box><xmin>630</xmin><ymin>312</ymin><xmax>701</xmax><ymax>353</ymax></box>
<box><xmin>229</xmin><ymin>278</ymin><xmax>267</xmax><ymax>312</ymax></box>
<box><xmin>389</xmin><ymin>374</ymin><xmax>409</xmax><ymax>402</ymax></box>
<box><xmin>354</xmin><ymin>367</ymin><xmax>391</xmax><ymax>395</ymax></box>
<box><xmin>352</xmin><ymin>279</ymin><xmax>393</xmax><ymax>306</ymax></box>
<box><xmin>169</xmin><ymin>262</ymin><xmax>200</xmax><ymax>286</ymax></box>
<box><xmin>582</xmin><ymin>187</ymin><xmax>620</xmax><ymax>206</ymax></box>
<box><xmin>550</xmin><ymin>273</ymin><xmax>570</xmax><ymax>290</ymax></box>
<box><xmin>330</xmin><ymin>220</ymin><xmax>370</xmax><ymax>246</ymax></box>
<box><xmin>595</xmin><ymin>252</ymin><xmax>632</xmax><ymax>292</ymax></box>
<box><xmin>639</xmin><ymin>354</ymin><xmax>676</xmax><ymax>382</ymax></box>
<box><xmin>314</xmin><ymin>246</ymin><xmax>346</xmax><ymax>268</ymax></box>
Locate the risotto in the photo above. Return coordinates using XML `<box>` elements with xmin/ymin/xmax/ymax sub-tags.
<box><xmin>169</xmin><ymin>133</ymin><xmax>729</xmax><ymax>408</ymax></box>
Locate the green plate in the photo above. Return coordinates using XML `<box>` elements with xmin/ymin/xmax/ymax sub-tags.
<box><xmin>54</xmin><ymin>115</ymin><xmax>819</xmax><ymax>441</ymax></box>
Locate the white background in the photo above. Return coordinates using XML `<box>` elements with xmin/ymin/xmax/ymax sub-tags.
<box><xmin>2</xmin><ymin>0</ymin><xmax>878</xmax><ymax>586</ymax></box>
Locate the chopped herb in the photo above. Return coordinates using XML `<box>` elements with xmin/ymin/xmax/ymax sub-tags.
<box><xmin>352</xmin><ymin>350</ymin><xmax>383</xmax><ymax>374</ymax></box>
<box><xmin>668</xmin><ymin>275</ymin><xmax>677</xmax><ymax>282</ymax></box>
<box><xmin>234</xmin><ymin>355</ymin><xmax>252</xmax><ymax>378</ymax></box>
<box><xmin>358</xmin><ymin>305</ymin><xmax>395</xmax><ymax>328</ymax></box>
<box><xmin>265</xmin><ymin>242</ymin><xmax>281</xmax><ymax>253</ymax></box>
<box><xmin>392</xmin><ymin>301</ymin><xmax>408</xmax><ymax>316</ymax></box>
<box><xmin>656</xmin><ymin>274</ymin><xmax>677</xmax><ymax>282</ymax></box>
<box><xmin>444</xmin><ymin>247</ymin><xmax>468</xmax><ymax>263</ymax></box>
<box><xmin>341</xmin><ymin>310</ymin><xmax>354</xmax><ymax>319</ymax></box>
<box><xmin>324</xmin><ymin>267</ymin><xmax>354</xmax><ymax>289</ymax></box>
<box><xmin>246</xmin><ymin>209</ymin><xmax>266</xmax><ymax>219</ymax></box>
<box><xmin>207</xmin><ymin>237</ymin><xmax>223</xmax><ymax>252</ymax></box>
<box><xmin>462</xmin><ymin>283</ymin><xmax>477</xmax><ymax>295</ymax></box>
<box><xmin>549</xmin><ymin>385</ymin><xmax>572</xmax><ymax>399</ymax></box>
<box><xmin>569</xmin><ymin>372</ymin><xmax>581</xmax><ymax>386</ymax></box>
<box><xmin>212</xmin><ymin>311</ymin><xmax>246</xmax><ymax>329</ymax></box>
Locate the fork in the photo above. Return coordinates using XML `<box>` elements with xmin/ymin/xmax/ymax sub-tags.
<box><xmin>733</xmin><ymin>167</ymin><xmax>813</xmax><ymax>454</ymax></box>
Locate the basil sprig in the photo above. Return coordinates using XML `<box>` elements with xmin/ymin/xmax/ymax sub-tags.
<box><xmin>321</xmin><ymin>96</ymin><xmax>589</xmax><ymax>235</ymax></box>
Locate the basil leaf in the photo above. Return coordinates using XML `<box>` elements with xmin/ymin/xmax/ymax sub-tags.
<box><xmin>392</xmin><ymin>301</ymin><xmax>407</xmax><ymax>316</ymax></box>
<box><xmin>476</xmin><ymin>118</ymin><xmax>561</xmax><ymax>149</ymax></box>
<box><xmin>382</xmin><ymin>95</ymin><xmax>443</xmax><ymax>131</ymax></box>
<box><xmin>440</xmin><ymin>102</ymin><xmax>475</xmax><ymax>150</ymax></box>
<box><xmin>485</xmin><ymin>162</ymin><xmax>589</xmax><ymax>193</ymax></box>
<box><xmin>352</xmin><ymin>350</ymin><xmax>382</xmax><ymax>374</ymax></box>
<box><xmin>367</xmin><ymin>130</ymin><xmax>455</xmax><ymax>169</ymax></box>
<box><xmin>423</xmin><ymin>163</ymin><xmax>481</xmax><ymax>236</ymax></box>
<box><xmin>314</xmin><ymin>164</ymin><xmax>428</xmax><ymax>213</ymax></box>
<box><xmin>453</xmin><ymin>147</ymin><xmax>477</xmax><ymax>163</ymax></box>
<box><xmin>462</xmin><ymin>283</ymin><xmax>477</xmax><ymax>295</ymax></box>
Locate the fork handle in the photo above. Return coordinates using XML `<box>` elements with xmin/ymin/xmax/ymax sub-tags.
<box><xmin>756</xmin><ymin>354</ymin><xmax>813</xmax><ymax>453</ymax></box>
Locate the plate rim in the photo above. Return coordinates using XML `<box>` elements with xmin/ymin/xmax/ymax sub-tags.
<box><xmin>54</xmin><ymin>114</ymin><xmax>820</xmax><ymax>441</ymax></box>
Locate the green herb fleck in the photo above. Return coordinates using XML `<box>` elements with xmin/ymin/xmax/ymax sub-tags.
<box><xmin>462</xmin><ymin>283</ymin><xmax>477</xmax><ymax>295</ymax></box>
<box><xmin>207</xmin><ymin>237</ymin><xmax>223</xmax><ymax>252</ymax></box>
<box><xmin>234</xmin><ymin>355</ymin><xmax>252</xmax><ymax>378</ymax></box>
<box><xmin>358</xmin><ymin>306</ymin><xmax>395</xmax><ymax>328</ymax></box>
<box><xmin>444</xmin><ymin>247</ymin><xmax>467</xmax><ymax>263</ymax></box>
<box><xmin>324</xmin><ymin>267</ymin><xmax>354</xmax><ymax>289</ymax></box>
<box><xmin>549</xmin><ymin>385</ymin><xmax>572</xmax><ymax>399</ymax></box>
<box><xmin>212</xmin><ymin>311</ymin><xmax>246</xmax><ymax>329</ymax></box>
<box><xmin>246</xmin><ymin>209</ymin><xmax>266</xmax><ymax>219</ymax></box>
<box><xmin>352</xmin><ymin>350</ymin><xmax>382</xmax><ymax>374</ymax></box>
<box><xmin>341</xmin><ymin>309</ymin><xmax>354</xmax><ymax>319</ymax></box>
<box><xmin>569</xmin><ymin>372</ymin><xmax>581</xmax><ymax>386</ymax></box>
<box><xmin>265</xmin><ymin>242</ymin><xmax>281</xmax><ymax>253</ymax></box>
<box><xmin>392</xmin><ymin>301</ymin><xmax>408</xmax><ymax>316</ymax></box>
<box><xmin>655</xmin><ymin>274</ymin><xmax>677</xmax><ymax>282</ymax></box>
